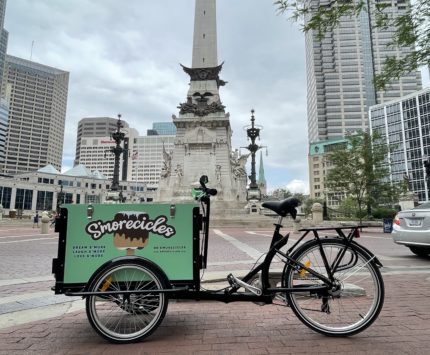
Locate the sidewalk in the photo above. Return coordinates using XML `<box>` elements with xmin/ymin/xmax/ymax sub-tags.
<box><xmin>0</xmin><ymin>273</ymin><xmax>429</xmax><ymax>354</ymax></box>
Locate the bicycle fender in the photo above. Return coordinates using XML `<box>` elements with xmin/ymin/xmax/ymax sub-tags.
<box><xmin>350</xmin><ymin>241</ymin><xmax>383</xmax><ymax>268</ymax></box>
<box><xmin>85</xmin><ymin>256</ymin><xmax>171</xmax><ymax>294</ymax></box>
<box><xmin>293</xmin><ymin>238</ymin><xmax>383</xmax><ymax>268</ymax></box>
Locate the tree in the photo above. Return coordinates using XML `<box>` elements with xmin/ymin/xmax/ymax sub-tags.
<box><xmin>324</xmin><ymin>131</ymin><xmax>405</xmax><ymax>223</ymax></box>
<box><xmin>271</xmin><ymin>188</ymin><xmax>292</xmax><ymax>199</ymax></box>
<box><xmin>275</xmin><ymin>0</ymin><xmax>429</xmax><ymax>90</ymax></box>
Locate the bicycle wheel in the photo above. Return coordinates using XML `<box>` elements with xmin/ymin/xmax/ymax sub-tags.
<box><xmin>283</xmin><ymin>238</ymin><xmax>384</xmax><ymax>336</ymax></box>
<box><xmin>86</xmin><ymin>259</ymin><xmax>169</xmax><ymax>343</ymax></box>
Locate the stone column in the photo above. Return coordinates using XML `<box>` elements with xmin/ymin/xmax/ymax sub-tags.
<box><xmin>293</xmin><ymin>216</ymin><xmax>302</xmax><ymax>234</ymax></box>
<box><xmin>41</xmin><ymin>211</ymin><xmax>50</xmax><ymax>234</ymax></box>
<box><xmin>311</xmin><ymin>203</ymin><xmax>323</xmax><ymax>224</ymax></box>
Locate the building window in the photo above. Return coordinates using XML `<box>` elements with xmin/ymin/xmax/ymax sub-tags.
<box><xmin>0</xmin><ymin>186</ymin><xmax>12</xmax><ymax>209</ymax></box>
<box><xmin>65</xmin><ymin>193</ymin><xmax>73</xmax><ymax>204</ymax></box>
<box><xmin>15</xmin><ymin>188</ymin><xmax>33</xmax><ymax>210</ymax></box>
<box><xmin>36</xmin><ymin>191</ymin><xmax>53</xmax><ymax>211</ymax></box>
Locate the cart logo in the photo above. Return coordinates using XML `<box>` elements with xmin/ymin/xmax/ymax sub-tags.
<box><xmin>85</xmin><ymin>213</ymin><xmax>176</xmax><ymax>241</ymax></box>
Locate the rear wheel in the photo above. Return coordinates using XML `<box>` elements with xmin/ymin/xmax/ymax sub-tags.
<box><xmin>283</xmin><ymin>238</ymin><xmax>384</xmax><ymax>336</ymax></box>
<box><xmin>409</xmin><ymin>246</ymin><xmax>430</xmax><ymax>257</ymax></box>
<box><xmin>86</xmin><ymin>260</ymin><xmax>169</xmax><ymax>343</ymax></box>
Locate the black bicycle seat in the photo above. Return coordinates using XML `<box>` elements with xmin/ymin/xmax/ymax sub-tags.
<box><xmin>262</xmin><ymin>197</ymin><xmax>301</xmax><ymax>219</ymax></box>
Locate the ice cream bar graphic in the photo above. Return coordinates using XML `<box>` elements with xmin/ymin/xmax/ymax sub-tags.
<box><xmin>113</xmin><ymin>211</ymin><xmax>149</xmax><ymax>256</ymax></box>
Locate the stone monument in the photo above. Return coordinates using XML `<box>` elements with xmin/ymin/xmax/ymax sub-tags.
<box><xmin>157</xmin><ymin>0</ymin><xmax>248</xmax><ymax>202</ymax></box>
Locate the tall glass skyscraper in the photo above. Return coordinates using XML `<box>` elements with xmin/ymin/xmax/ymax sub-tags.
<box><xmin>0</xmin><ymin>0</ymin><xmax>8</xmax><ymax>98</ymax></box>
<box><xmin>0</xmin><ymin>97</ymin><xmax>8</xmax><ymax>167</ymax></box>
<box><xmin>306</xmin><ymin>0</ymin><xmax>422</xmax><ymax>143</ymax></box>
<box><xmin>370</xmin><ymin>88</ymin><xmax>430</xmax><ymax>202</ymax></box>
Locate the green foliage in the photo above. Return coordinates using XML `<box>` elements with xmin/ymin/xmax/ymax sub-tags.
<box><xmin>339</xmin><ymin>196</ymin><xmax>359</xmax><ymax>217</ymax></box>
<box><xmin>372</xmin><ymin>207</ymin><xmax>397</xmax><ymax>219</ymax></box>
<box><xmin>324</xmin><ymin>131</ymin><xmax>403</xmax><ymax>223</ymax></box>
<box><xmin>274</xmin><ymin>0</ymin><xmax>430</xmax><ymax>90</ymax></box>
<box><xmin>271</xmin><ymin>187</ymin><xmax>292</xmax><ymax>199</ymax></box>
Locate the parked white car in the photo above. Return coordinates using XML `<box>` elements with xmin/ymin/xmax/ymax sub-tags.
<box><xmin>392</xmin><ymin>202</ymin><xmax>430</xmax><ymax>256</ymax></box>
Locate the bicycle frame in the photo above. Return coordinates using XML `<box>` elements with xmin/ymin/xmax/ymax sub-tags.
<box><xmin>170</xmin><ymin>198</ymin><xmax>360</xmax><ymax>303</ymax></box>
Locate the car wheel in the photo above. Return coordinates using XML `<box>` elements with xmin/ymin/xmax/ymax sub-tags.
<box><xmin>409</xmin><ymin>246</ymin><xmax>430</xmax><ymax>257</ymax></box>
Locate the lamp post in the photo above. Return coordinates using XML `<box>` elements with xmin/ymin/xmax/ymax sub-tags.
<box><xmin>56</xmin><ymin>183</ymin><xmax>64</xmax><ymax>214</ymax></box>
<box><xmin>110</xmin><ymin>114</ymin><xmax>125</xmax><ymax>191</ymax></box>
<box><xmin>242</xmin><ymin>109</ymin><xmax>265</xmax><ymax>200</ymax></box>
<box><xmin>107</xmin><ymin>114</ymin><xmax>127</xmax><ymax>196</ymax></box>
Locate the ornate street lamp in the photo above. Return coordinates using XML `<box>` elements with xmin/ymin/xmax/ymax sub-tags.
<box><xmin>242</xmin><ymin>109</ymin><xmax>266</xmax><ymax>200</ymax></box>
<box><xmin>105</xmin><ymin>114</ymin><xmax>128</xmax><ymax>202</ymax></box>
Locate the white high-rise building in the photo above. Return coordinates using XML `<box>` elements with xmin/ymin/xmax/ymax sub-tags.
<box><xmin>74</xmin><ymin>117</ymin><xmax>139</xmax><ymax>182</ymax></box>
<box><xmin>0</xmin><ymin>97</ymin><xmax>8</xmax><ymax>167</ymax></box>
<box><xmin>2</xmin><ymin>55</ymin><xmax>69</xmax><ymax>174</ymax></box>
<box><xmin>131</xmin><ymin>134</ymin><xmax>175</xmax><ymax>195</ymax></box>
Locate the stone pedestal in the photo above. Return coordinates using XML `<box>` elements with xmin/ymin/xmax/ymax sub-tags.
<box><xmin>311</xmin><ymin>203</ymin><xmax>323</xmax><ymax>224</ymax></box>
<box><xmin>246</xmin><ymin>200</ymin><xmax>260</xmax><ymax>215</ymax></box>
<box><xmin>293</xmin><ymin>216</ymin><xmax>302</xmax><ymax>234</ymax></box>
<box><xmin>41</xmin><ymin>211</ymin><xmax>50</xmax><ymax>234</ymax></box>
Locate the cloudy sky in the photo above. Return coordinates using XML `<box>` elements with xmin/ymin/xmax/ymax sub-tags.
<box><xmin>5</xmin><ymin>0</ymin><xmax>313</xmax><ymax>193</ymax></box>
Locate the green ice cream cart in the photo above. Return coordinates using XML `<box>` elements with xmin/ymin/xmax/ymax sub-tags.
<box><xmin>52</xmin><ymin>176</ymin><xmax>385</xmax><ymax>344</ymax></box>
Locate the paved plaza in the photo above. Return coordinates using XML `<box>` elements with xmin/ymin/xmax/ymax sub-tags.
<box><xmin>0</xmin><ymin>219</ymin><xmax>429</xmax><ymax>354</ymax></box>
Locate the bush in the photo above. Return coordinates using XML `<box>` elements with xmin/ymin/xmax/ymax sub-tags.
<box><xmin>372</xmin><ymin>207</ymin><xmax>397</xmax><ymax>219</ymax></box>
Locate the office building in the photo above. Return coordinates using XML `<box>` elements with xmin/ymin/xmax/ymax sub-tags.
<box><xmin>75</xmin><ymin>117</ymin><xmax>130</xmax><ymax>165</ymax></box>
<box><xmin>0</xmin><ymin>0</ymin><xmax>8</xmax><ymax>98</ymax></box>
<box><xmin>308</xmin><ymin>138</ymin><xmax>348</xmax><ymax>207</ymax></box>
<box><xmin>131</xmin><ymin>132</ymin><xmax>175</xmax><ymax>194</ymax></box>
<box><xmin>306</xmin><ymin>0</ymin><xmax>422</xmax><ymax>143</ymax></box>
<box><xmin>2</xmin><ymin>55</ymin><xmax>69</xmax><ymax>174</ymax></box>
<box><xmin>74</xmin><ymin>117</ymin><xmax>139</xmax><ymax>181</ymax></box>
<box><xmin>369</xmin><ymin>87</ymin><xmax>430</xmax><ymax>202</ymax></box>
<box><xmin>148</xmin><ymin>122</ymin><xmax>176</xmax><ymax>136</ymax></box>
<box><xmin>0</xmin><ymin>97</ymin><xmax>7</xmax><ymax>167</ymax></box>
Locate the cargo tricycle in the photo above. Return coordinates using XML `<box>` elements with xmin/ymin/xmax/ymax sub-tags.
<box><xmin>53</xmin><ymin>176</ymin><xmax>384</xmax><ymax>343</ymax></box>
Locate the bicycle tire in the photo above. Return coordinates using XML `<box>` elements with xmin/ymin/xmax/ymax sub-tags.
<box><xmin>85</xmin><ymin>259</ymin><xmax>169</xmax><ymax>343</ymax></box>
<box><xmin>283</xmin><ymin>238</ymin><xmax>384</xmax><ymax>336</ymax></box>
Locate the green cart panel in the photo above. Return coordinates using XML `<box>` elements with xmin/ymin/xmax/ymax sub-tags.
<box><xmin>57</xmin><ymin>203</ymin><xmax>199</xmax><ymax>286</ymax></box>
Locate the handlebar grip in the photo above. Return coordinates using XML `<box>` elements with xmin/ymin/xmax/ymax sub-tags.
<box><xmin>207</xmin><ymin>188</ymin><xmax>217</xmax><ymax>196</ymax></box>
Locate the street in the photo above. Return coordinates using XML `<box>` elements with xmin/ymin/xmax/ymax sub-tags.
<box><xmin>0</xmin><ymin>220</ymin><xmax>429</xmax><ymax>354</ymax></box>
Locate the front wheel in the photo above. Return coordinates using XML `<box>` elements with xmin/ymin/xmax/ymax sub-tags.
<box><xmin>85</xmin><ymin>259</ymin><xmax>169</xmax><ymax>343</ymax></box>
<box><xmin>283</xmin><ymin>238</ymin><xmax>384</xmax><ymax>336</ymax></box>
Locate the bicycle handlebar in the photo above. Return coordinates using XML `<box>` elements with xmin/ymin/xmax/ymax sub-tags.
<box><xmin>198</xmin><ymin>175</ymin><xmax>217</xmax><ymax>198</ymax></box>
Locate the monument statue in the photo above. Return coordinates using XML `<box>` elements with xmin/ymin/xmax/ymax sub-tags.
<box><xmin>157</xmin><ymin>0</ymin><xmax>247</xmax><ymax>202</ymax></box>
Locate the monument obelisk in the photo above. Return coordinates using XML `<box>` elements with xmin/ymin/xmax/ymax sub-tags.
<box><xmin>157</xmin><ymin>0</ymin><xmax>248</xmax><ymax>202</ymax></box>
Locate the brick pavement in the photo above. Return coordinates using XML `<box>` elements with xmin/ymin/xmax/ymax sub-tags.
<box><xmin>0</xmin><ymin>273</ymin><xmax>429</xmax><ymax>355</ymax></box>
